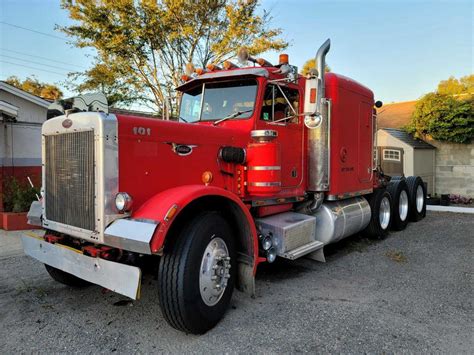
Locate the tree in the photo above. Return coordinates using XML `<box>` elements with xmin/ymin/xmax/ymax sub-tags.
<box><xmin>300</xmin><ymin>58</ymin><xmax>331</xmax><ymax>76</ymax></box>
<box><xmin>406</xmin><ymin>92</ymin><xmax>473</xmax><ymax>144</ymax></box>
<box><xmin>5</xmin><ymin>76</ymin><xmax>63</xmax><ymax>100</ymax></box>
<box><xmin>437</xmin><ymin>74</ymin><xmax>473</xmax><ymax>96</ymax></box>
<box><xmin>60</xmin><ymin>0</ymin><xmax>288</xmax><ymax>113</ymax></box>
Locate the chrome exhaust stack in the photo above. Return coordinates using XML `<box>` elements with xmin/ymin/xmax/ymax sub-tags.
<box><xmin>306</xmin><ymin>39</ymin><xmax>331</xmax><ymax>192</ymax></box>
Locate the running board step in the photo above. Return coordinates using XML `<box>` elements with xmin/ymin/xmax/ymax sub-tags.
<box><xmin>280</xmin><ymin>240</ymin><xmax>324</xmax><ymax>260</ymax></box>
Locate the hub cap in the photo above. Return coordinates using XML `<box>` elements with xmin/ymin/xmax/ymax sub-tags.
<box><xmin>199</xmin><ymin>237</ymin><xmax>231</xmax><ymax>306</ymax></box>
<box><xmin>379</xmin><ymin>196</ymin><xmax>391</xmax><ymax>230</ymax></box>
<box><xmin>416</xmin><ymin>185</ymin><xmax>424</xmax><ymax>213</ymax></box>
<box><xmin>399</xmin><ymin>190</ymin><xmax>409</xmax><ymax>221</ymax></box>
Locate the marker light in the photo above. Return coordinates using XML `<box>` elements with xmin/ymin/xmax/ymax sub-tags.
<box><xmin>206</xmin><ymin>64</ymin><xmax>221</xmax><ymax>71</ymax></box>
<box><xmin>202</xmin><ymin>171</ymin><xmax>213</xmax><ymax>185</ymax></box>
<box><xmin>279</xmin><ymin>54</ymin><xmax>289</xmax><ymax>64</ymax></box>
<box><xmin>181</xmin><ymin>75</ymin><xmax>191</xmax><ymax>82</ymax></box>
<box><xmin>195</xmin><ymin>68</ymin><xmax>205</xmax><ymax>75</ymax></box>
<box><xmin>223</xmin><ymin>61</ymin><xmax>238</xmax><ymax>70</ymax></box>
<box><xmin>115</xmin><ymin>192</ymin><xmax>133</xmax><ymax>212</ymax></box>
<box><xmin>256</xmin><ymin>58</ymin><xmax>273</xmax><ymax>67</ymax></box>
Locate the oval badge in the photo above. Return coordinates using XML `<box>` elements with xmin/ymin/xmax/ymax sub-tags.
<box><xmin>175</xmin><ymin>144</ymin><xmax>193</xmax><ymax>156</ymax></box>
<box><xmin>62</xmin><ymin>118</ymin><xmax>73</xmax><ymax>128</ymax></box>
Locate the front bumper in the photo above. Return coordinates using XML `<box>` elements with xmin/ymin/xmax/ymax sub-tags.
<box><xmin>22</xmin><ymin>233</ymin><xmax>141</xmax><ymax>299</ymax></box>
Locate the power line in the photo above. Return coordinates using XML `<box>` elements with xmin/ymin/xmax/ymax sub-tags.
<box><xmin>0</xmin><ymin>54</ymin><xmax>76</xmax><ymax>72</ymax></box>
<box><xmin>1</xmin><ymin>48</ymin><xmax>87</xmax><ymax>69</ymax></box>
<box><xmin>0</xmin><ymin>60</ymin><xmax>67</xmax><ymax>76</ymax></box>
<box><xmin>0</xmin><ymin>21</ymin><xmax>68</xmax><ymax>41</ymax></box>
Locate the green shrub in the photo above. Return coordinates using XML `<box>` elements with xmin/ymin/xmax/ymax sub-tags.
<box><xmin>2</xmin><ymin>177</ymin><xmax>40</xmax><ymax>213</ymax></box>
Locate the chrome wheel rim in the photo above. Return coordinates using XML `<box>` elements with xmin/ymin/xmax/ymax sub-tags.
<box><xmin>399</xmin><ymin>190</ymin><xmax>409</xmax><ymax>221</ymax></box>
<box><xmin>416</xmin><ymin>185</ymin><xmax>424</xmax><ymax>213</ymax></box>
<box><xmin>379</xmin><ymin>196</ymin><xmax>391</xmax><ymax>229</ymax></box>
<box><xmin>199</xmin><ymin>237</ymin><xmax>231</xmax><ymax>306</ymax></box>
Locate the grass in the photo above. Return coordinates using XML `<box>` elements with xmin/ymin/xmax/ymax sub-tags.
<box><xmin>385</xmin><ymin>250</ymin><xmax>407</xmax><ymax>263</ymax></box>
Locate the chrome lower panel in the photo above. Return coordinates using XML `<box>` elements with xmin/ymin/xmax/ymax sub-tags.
<box><xmin>22</xmin><ymin>234</ymin><xmax>141</xmax><ymax>300</ymax></box>
<box><xmin>103</xmin><ymin>219</ymin><xmax>159</xmax><ymax>254</ymax></box>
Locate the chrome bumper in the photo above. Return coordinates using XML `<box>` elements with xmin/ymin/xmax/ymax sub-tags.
<box><xmin>22</xmin><ymin>233</ymin><xmax>141</xmax><ymax>300</ymax></box>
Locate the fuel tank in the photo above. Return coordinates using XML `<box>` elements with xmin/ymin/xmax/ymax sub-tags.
<box><xmin>311</xmin><ymin>196</ymin><xmax>371</xmax><ymax>244</ymax></box>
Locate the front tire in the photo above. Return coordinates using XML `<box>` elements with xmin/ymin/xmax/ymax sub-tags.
<box><xmin>44</xmin><ymin>265</ymin><xmax>91</xmax><ymax>287</ymax></box>
<box><xmin>362</xmin><ymin>189</ymin><xmax>392</xmax><ymax>239</ymax></box>
<box><xmin>387</xmin><ymin>179</ymin><xmax>410</xmax><ymax>231</ymax></box>
<box><xmin>158</xmin><ymin>212</ymin><xmax>236</xmax><ymax>334</ymax></box>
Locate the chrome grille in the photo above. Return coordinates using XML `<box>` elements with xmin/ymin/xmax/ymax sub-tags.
<box><xmin>45</xmin><ymin>130</ymin><xmax>96</xmax><ymax>231</ymax></box>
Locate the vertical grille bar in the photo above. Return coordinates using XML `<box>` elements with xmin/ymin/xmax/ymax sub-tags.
<box><xmin>45</xmin><ymin>130</ymin><xmax>95</xmax><ymax>231</ymax></box>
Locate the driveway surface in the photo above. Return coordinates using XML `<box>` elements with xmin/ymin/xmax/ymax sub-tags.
<box><xmin>0</xmin><ymin>212</ymin><xmax>472</xmax><ymax>353</ymax></box>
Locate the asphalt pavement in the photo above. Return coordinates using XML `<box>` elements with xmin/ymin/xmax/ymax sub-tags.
<box><xmin>0</xmin><ymin>211</ymin><xmax>472</xmax><ymax>353</ymax></box>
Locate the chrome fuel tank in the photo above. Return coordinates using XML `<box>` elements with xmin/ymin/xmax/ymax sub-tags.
<box><xmin>311</xmin><ymin>196</ymin><xmax>371</xmax><ymax>244</ymax></box>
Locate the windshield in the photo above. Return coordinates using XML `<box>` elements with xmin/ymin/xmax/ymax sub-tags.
<box><xmin>179</xmin><ymin>79</ymin><xmax>257</xmax><ymax>123</ymax></box>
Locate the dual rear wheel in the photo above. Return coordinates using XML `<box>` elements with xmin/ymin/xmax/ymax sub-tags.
<box><xmin>363</xmin><ymin>175</ymin><xmax>427</xmax><ymax>239</ymax></box>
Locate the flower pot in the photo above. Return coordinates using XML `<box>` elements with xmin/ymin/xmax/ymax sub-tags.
<box><xmin>1</xmin><ymin>212</ymin><xmax>42</xmax><ymax>231</ymax></box>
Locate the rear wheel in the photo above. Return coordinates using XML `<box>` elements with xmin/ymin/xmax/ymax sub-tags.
<box><xmin>44</xmin><ymin>265</ymin><xmax>91</xmax><ymax>287</ymax></box>
<box><xmin>158</xmin><ymin>212</ymin><xmax>236</xmax><ymax>334</ymax></box>
<box><xmin>362</xmin><ymin>189</ymin><xmax>392</xmax><ymax>239</ymax></box>
<box><xmin>406</xmin><ymin>176</ymin><xmax>426</xmax><ymax>221</ymax></box>
<box><xmin>387</xmin><ymin>179</ymin><xmax>410</xmax><ymax>231</ymax></box>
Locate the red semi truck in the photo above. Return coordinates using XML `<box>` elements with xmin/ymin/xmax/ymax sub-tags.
<box><xmin>23</xmin><ymin>39</ymin><xmax>427</xmax><ymax>334</ymax></box>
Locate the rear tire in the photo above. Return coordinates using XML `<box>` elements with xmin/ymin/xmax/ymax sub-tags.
<box><xmin>44</xmin><ymin>264</ymin><xmax>91</xmax><ymax>287</ymax></box>
<box><xmin>158</xmin><ymin>212</ymin><xmax>236</xmax><ymax>334</ymax></box>
<box><xmin>362</xmin><ymin>189</ymin><xmax>392</xmax><ymax>239</ymax></box>
<box><xmin>406</xmin><ymin>176</ymin><xmax>427</xmax><ymax>221</ymax></box>
<box><xmin>387</xmin><ymin>179</ymin><xmax>410</xmax><ymax>231</ymax></box>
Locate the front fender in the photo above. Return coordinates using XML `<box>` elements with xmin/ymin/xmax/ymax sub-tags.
<box><xmin>132</xmin><ymin>185</ymin><xmax>258</xmax><ymax>263</ymax></box>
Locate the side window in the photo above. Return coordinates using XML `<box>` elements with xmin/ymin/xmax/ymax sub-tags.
<box><xmin>261</xmin><ymin>85</ymin><xmax>300</xmax><ymax>123</ymax></box>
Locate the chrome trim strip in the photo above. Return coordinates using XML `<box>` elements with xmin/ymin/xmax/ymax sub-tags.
<box><xmin>248</xmin><ymin>182</ymin><xmax>281</xmax><ymax>187</ymax></box>
<box><xmin>104</xmin><ymin>219</ymin><xmax>159</xmax><ymax>254</ymax></box>
<box><xmin>247</xmin><ymin>166</ymin><xmax>281</xmax><ymax>171</ymax></box>
<box><xmin>22</xmin><ymin>234</ymin><xmax>141</xmax><ymax>300</ymax></box>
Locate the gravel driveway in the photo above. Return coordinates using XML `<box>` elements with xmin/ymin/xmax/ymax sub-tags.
<box><xmin>0</xmin><ymin>211</ymin><xmax>472</xmax><ymax>353</ymax></box>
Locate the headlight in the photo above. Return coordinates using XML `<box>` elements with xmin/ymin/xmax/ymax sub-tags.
<box><xmin>115</xmin><ymin>192</ymin><xmax>133</xmax><ymax>212</ymax></box>
<box><xmin>266</xmin><ymin>247</ymin><xmax>277</xmax><ymax>263</ymax></box>
<box><xmin>261</xmin><ymin>235</ymin><xmax>272</xmax><ymax>251</ymax></box>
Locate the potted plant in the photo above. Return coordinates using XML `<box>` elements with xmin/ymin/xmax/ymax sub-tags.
<box><xmin>1</xmin><ymin>177</ymin><xmax>41</xmax><ymax>231</ymax></box>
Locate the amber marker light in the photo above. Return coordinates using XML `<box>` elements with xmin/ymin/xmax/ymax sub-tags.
<box><xmin>181</xmin><ymin>74</ymin><xmax>191</xmax><ymax>82</ymax></box>
<box><xmin>223</xmin><ymin>61</ymin><xmax>238</xmax><ymax>70</ymax></box>
<box><xmin>202</xmin><ymin>171</ymin><xmax>213</xmax><ymax>185</ymax></box>
<box><xmin>164</xmin><ymin>204</ymin><xmax>179</xmax><ymax>222</ymax></box>
<box><xmin>206</xmin><ymin>63</ymin><xmax>221</xmax><ymax>71</ymax></box>
<box><xmin>195</xmin><ymin>68</ymin><xmax>205</xmax><ymax>75</ymax></box>
<box><xmin>279</xmin><ymin>54</ymin><xmax>289</xmax><ymax>64</ymax></box>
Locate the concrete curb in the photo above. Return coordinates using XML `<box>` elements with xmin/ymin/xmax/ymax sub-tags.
<box><xmin>427</xmin><ymin>205</ymin><xmax>474</xmax><ymax>214</ymax></box>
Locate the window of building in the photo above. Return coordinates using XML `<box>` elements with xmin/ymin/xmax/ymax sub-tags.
<box><xmin>383</xmin><ymin>149</ymin><xmax>401</xmax><ymax>161</ymax></box>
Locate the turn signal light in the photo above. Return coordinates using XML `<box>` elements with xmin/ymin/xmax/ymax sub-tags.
<box><xmin>164</xmin><ymin>204</ymin><xmax>178</xmax><ymax>222</ymax></box>
<box><xmin>202</xmin><ymin>171</ymin><xmax>213</xmax><ymax>185</ymax></box>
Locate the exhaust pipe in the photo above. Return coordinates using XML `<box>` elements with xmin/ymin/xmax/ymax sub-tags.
<box><xmin>315</xmin><ymin>39</ymin><xmax>330</xmax><ymax>118</ymax></box>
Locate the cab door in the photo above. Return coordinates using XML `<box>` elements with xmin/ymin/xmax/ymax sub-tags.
<box><xmin>255</xmin><ymin>83</ymin><xmax>304</xmax><ymax>190</ymax></box>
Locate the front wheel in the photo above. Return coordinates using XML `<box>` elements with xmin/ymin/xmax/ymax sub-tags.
<box><xmin>158</xmin><ymin>212</ymin><xmax>236</xmax><ymax>334</ymax></box>
<box><xmin>44</xmin><ymin>264</ymin><xmax>91</xmax><ymax>287</ymax></box>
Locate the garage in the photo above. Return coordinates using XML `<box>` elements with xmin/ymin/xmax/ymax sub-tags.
<box><xmin>376</xmin><ymin>128</ymin><xmax>436</xmax><ymax>194</ymax></box>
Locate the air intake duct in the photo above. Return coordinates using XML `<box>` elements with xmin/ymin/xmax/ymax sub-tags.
<box><xmin>219</xmin><ymin>146</ymin><xmax>246</xmax><ymax>164</ymax></box>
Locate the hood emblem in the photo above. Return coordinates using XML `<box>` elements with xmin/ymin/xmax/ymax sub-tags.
<box><xmin>166</xmin><ymin>142</ymin><xmax>198</xmax><ymax>156</ymax></box>
<box><xmin>62</xmin><ymin>118</ymin><xmax>73</xmax><ymax>128</ymax></box>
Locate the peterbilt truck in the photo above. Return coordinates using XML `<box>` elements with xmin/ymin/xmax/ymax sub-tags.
<box><xmin>22</xmin><ymin>39</ymin><xmax>427</xmax><ymax>334</ymax></box>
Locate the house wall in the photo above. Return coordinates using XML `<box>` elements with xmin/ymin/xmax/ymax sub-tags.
<box><xmin>0</xmin><ymin>90</ymin><xmax>45</xmax><ymax>212</ymax></box>
<box><xmin>413</xmin><ymin>149</ymin><xmax>435</xmax><ymax>195</ymax></box>
<box><xmin>376</xmin><ymin>130</ymin><xmax>413</xmax><ymax>175</ymax></box>
<box><xmin>429</xmin><ymin>139</ymin><xmax>474</xmax><ymax>197</ymax></box>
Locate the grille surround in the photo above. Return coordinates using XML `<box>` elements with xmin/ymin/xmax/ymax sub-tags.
<box><xmin>44</xmin><ymin>130</ymin><xmax>96</xmax><ymax>231</ymax></box>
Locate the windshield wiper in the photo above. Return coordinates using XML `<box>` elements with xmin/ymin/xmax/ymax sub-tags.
<box><xmin>179</xmin><ymin>116</ymin><xmax>189</xmax><ymax>123</ymax></box>
<box><xmin>213</xmin><ymin>109</ymin><xmax>253</xmax><ymax>126</ymax></box>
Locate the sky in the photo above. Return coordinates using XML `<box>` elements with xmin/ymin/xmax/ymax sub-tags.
<box><xmin>0</xmin><ymin>0</ymin><xmax>472</xmax><ymax>104</ymax></box>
